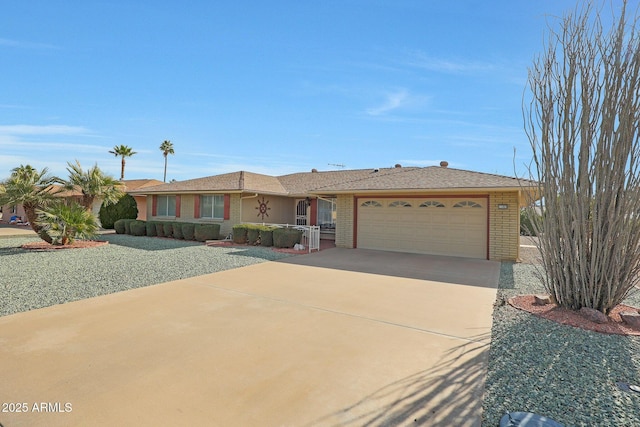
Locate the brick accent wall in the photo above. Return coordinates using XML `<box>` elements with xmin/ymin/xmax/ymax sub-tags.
<box><xmin>489</xmin><ymin>191</ymin><xmax>520</xmax><ymax>261</ymax></box>
<box><xmin>335</xmin><ymin>194</ymin><xmax>355</xmax><ymax>248</ymax></box>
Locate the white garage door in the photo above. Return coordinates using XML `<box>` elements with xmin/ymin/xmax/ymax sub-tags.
<box><xmin>357</xmin><ymin>197</ymin><xmax>488</xmax><ymax>259</ymax></box>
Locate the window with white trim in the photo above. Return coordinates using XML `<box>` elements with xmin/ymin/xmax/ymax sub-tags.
<box><xmin>157</xmin><ymin>195</ymin><xmax>176</xmax><ymax>216</ymax></box>
<box><xmin>200</xmin><ymin>195</ymin><xmax>224</xmax><ymax>219</ymax></box>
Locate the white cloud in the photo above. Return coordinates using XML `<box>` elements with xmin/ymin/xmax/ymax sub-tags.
<box><xmin>366</xmin><ymin>89</ymin><xmax>416</xmax><ymax>116</ymax></box>
<box><xmin>0</xmin><ymin>38</ymin><xmax>59</xmax><ymax>50</ymax></box>
<box><xmin>406</xmin><ymin>50</ymin><xmax>495</xmax><ymax>74</ymax></box>
<box><xmin>0</xmin><ymin>125</ymin><xmax>90</xmax><ymax>136</ymax></box>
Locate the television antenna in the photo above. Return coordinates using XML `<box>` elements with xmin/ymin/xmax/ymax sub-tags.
<box><xmin>328</xmin><ymin>163</ymin><xmax>346</xmax><ymax>168</ymax></box>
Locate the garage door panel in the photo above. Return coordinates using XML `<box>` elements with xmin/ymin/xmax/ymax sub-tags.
<box><xmin>357</xmin><ymin>198</ymin><xmax>487</xmax><ymax>259</ymax></box>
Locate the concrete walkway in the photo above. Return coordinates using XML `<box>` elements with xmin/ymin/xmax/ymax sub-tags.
<box><xmin>0</xmin><ymin>224</ymin><xmax>36</xmax><ymax>237</ymax></box>
<box><xmin>0</xmin><ymin>249</ymin><xmax>499</xmax><ymax>426</ymax></box>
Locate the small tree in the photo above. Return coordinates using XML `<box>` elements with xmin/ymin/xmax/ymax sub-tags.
<box><xmin>524</xmin><ymin>0</ymin><xmax>640</xmax><ymax>314</ymax></box>
<box><xmin>36</xmin><ymin>201</ymin><xmax>98</xmax><ymax>245</ymax></box>
<box><xmin>98</xmin><ymin>193</ymin><xmax>138</xmax><ymax>229</ymax></box>
<box><xmin>64</xmin><ymin>160</ymin><xmax>124</xmax><ymax>210</ymax></box>
<box><xmin>0</xmin><ymin>165</ymin><xmax>60</xmax><ymax>243</ymax></box>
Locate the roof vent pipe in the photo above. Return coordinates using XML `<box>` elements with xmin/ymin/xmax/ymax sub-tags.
<box><xmin>440</xmin><ymin>161</ymin><xmax>449</xmax><ymax>168</ymax></box>
<box><xmin>311</xmin><ymin>168</ymin><xmax>318</xmax><ymax>173</ymax></box>
<box><xmin>394</xmin><ymin>163</ymin><xmax>402</xmax><ymax>168</ymax></box>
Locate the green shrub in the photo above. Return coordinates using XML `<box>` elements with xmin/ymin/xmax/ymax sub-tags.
<box><xmin>123</xmin><ymin>218</ymin><xmax>137</xmax><ymax>235</ymax></box>
<box><xmin>259</xmin><ymin>226</ymin><xmax>277</xmax><ymax>247</ymax></box>
<box><xmin>172</xmin><ymin>222</ymin><xmax>184</xmax><ymax>239</ymax></box>
<box><xmin>182</xmin><ymin>223</ymin><xmax>196</xmax><ymax>240</ymax></box>
<box><xmin>130</xmin><ymin>220</ymin><xmax>147</xmax><ymax>236</ymax></box>
<box><xmin>520</xmin><ymin>209</ymin><xmax>542</xmax><ymax>236</ymax></box>
<box><xmin>247</xmin><ymin>225</ymin><xmax>260</xmax><ymax>245</ymax></box>
<box><xmin>162</xmin><ymin>222</ymin><xmax>173</xmax><ymax>237</ymax></box>
<box><xmin>195</xmin><ymin>224</ymin><xmax>221</xmax><ymax>242</ymax></box>
<box><xmin>232</xmin><ymin>224</ymin><xmax>248</xmax><ymax>244</ymax></box>
<box><xmin>114</xmin><ymin>219</ymin><xmax>127</xmax><ymax>234</ymax></box>
<box><xmin>273</xmin><ymin>227</ymin><xmax>303</xmax><ymax>248</ymax></box>
<box><xmin>146</xmin><ymin>221</ymin><xmax>157</xmax><ymax>237</ymax></box>
<box><xmin>98</xmin><ymin>193</ymin><xmax>138</xmax><ymax>229</ymax></box>
<box><xmin>155</xmin><ymin>222</ymin><xmax>166</xmax><ymax>237</ymax></box>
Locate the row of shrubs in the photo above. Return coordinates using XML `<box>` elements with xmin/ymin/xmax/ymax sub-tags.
<box><xmin>232</xmin><ymin>224</ymin><xmax>303</xmax><ymax>248</ymax></box>
<box><xmin>112</xmin><ymin>220</ymin><xmax>304</xmax><ymax>248</ymax></box>
<box><xmin>114</xmin><ymin>219</ymin><xmax>221</xmax><ymax>242</ymax></box>
<box><xmin>233</xmin><ymin>224</ymin><xmax>302</xmax><ymax>248</ymax></box>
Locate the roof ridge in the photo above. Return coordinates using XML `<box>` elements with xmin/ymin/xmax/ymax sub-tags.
<box><xmin>309</xmin><ymin>166</ymin><xmax>418</xmax><ymax>191</ymax></box>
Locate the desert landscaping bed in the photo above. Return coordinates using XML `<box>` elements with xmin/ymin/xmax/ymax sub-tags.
<box><xmin>0</xmin><ymin>234</ymin><xmax>290</xmax><ymax>317</ymax></box>
<box><xmin>482</xmin><ymin>261</ymin><xmax>640</xmax><ymax>426</ymax></box>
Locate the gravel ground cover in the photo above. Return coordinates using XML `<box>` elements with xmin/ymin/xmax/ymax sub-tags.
<box><xmin>0</xmin><ymin>234</ymin><xmax>291</xmax><ymax>317</ymax></box>
<box><xmin>482</xmin><ymin>262</ymin><xmax>640</xmax><ymax>426</ymax></box>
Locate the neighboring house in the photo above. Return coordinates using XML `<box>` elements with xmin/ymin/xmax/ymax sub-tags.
<box><xmin>121</xmin><ymin>179</ymin><xmax>164</xmax><ymax>220</ymax></box>
<box><xmin>130</xmin><ymin>163</ymin><xmax>539</xmax><ymax>261</ymax></box>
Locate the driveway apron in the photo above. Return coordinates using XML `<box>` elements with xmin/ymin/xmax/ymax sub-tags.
<box><xmin>0</xmin><ymin>248</ymin><xmax>499</xmax><ymax>427</ymax></box>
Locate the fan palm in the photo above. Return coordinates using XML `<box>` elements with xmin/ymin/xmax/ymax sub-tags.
<box><xmin>36</xmin><ymin>201</ymin><xmax>98</xmax><ymax>245</ymax></box>
<box><xmin>159</xmin><ymin>140</ymin><xmax>175</xmax><ymax>182</ymax></box>
<box><xmin>0</xmin><ymin>165</ymin><xmax>60</xmax><ymax>242</ymax></box>
<box><xmin>108</xmin><ymin>145</ymin><xmax>137</xmax><ymax>180</ymax></box>
<box><xmin>64</xmin><ymin>160</ymin><xmax>124</xmax><ymax>211</ymax></box>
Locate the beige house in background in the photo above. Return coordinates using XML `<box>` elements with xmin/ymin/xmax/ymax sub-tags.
<box><xmin>130</xmin><ymin>163</ymin><xmax>538</xmax><ymax>261</ymax></box>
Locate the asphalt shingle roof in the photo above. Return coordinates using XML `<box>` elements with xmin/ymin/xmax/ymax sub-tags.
<box><xmin>129</xmin><ymin>166</ymin><xmax>537</xmax><ymax>196</ymax></box>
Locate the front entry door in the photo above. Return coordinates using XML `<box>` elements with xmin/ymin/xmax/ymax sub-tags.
<box><xmin>295</xmin><ymin>200</ymin><xmax>308</xmax><ymax>225</ymax></box>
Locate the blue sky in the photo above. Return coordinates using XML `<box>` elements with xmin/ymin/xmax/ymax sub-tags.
<box><xmin>0</xmin><ymin>0</ymin><xmax>591</xmax><ymax>182</ymax></box>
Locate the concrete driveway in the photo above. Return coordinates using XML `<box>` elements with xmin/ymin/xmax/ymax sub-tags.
<box><xmin>0</xmin><ymin>248</ymin><xmax>499</xmax><ymax>427</ymax></box>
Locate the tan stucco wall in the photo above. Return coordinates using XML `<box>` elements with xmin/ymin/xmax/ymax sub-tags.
<box><xmin>240</xmin><ymin>195</ymin><xmax>295</xmax><ymax>225</ymax></box>
<box><xmin>335</xmin><ymin>194</ymin><xmax>355</xmax><ymax>248</ymax></box>
<box><xmin>134</xmin><ymin>196</ymin><xmax>147</xmax><ymax>220</ymax></box>
<box><xmin>1</xmin><ymin>204</ymin><xmax>27</xmax><ymax>222</ymax></box>
<box><xmin>489</xmin><ymin>191</ymin><xmax>520</xmax><ymax>261</ymax></box>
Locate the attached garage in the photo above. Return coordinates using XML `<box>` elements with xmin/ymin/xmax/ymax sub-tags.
<box><xmin>356</xmin><ymin>196</ymin><xmax>488</xmax><ymax>259</ymax></box>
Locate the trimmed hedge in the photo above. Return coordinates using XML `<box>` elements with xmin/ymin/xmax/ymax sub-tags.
<box><xmin>273</xmin><ymin>228</ymin><xmax>303</xmax><ymax>248</ymax></box>
<box><xmin>114</xmin><ymin>219</ymin><xmax>127</xmax><ymax>234</ymax></box>
<box><xmin>247</xmin><ymin>225</ymin><xmax>260</xmax><ymax>245</ymax></box>
<box><xmin>162</xmin><ymin>222</ymin><xmax>173</xmax><ymax>237</ymax></box>
<box><xmin>130</xmin><ymin>220</ymin><xmax>147</xmax><ymax>236</ymax></box>
<box><xmin>259</xmin><ymin>226</ymin><xmax>277</xmax><ymax>247</ymax></box>
<box><xmin>146</xmin><ymin>221</ymin><xmax>157</xmax><ymax>237</ymax></box>
<box><xmin>118</xmin><ymin>218</ymin><xmax>137</xmax><ymax>235</ymax></box>
<box><xmin>195</xmin><ymin>224</ymin><xmax>221</xmax><ymax>242</ymax></box>
<box><xmin>182</xmin><ymin>223</ymin><xmax>196</xmax><ymax>240</ymax></box>
<box><xmin>232</xmin><ymin>224</ymin><xmax>248</xmax><ymax>244</ymax></box>
<box><xmin>155</xmin><ymin>222</ymin><xmax>166</xmax><ymax>237</ymax></box>
<box><xmin>172</xmin><ymin>222</ymin><xmax>184</xmax><ymax>239</ymax></box>
<box><xmin>98</xmin><ymin>194</ymin><xmax>138</xmax><ymax>229</ymax></box>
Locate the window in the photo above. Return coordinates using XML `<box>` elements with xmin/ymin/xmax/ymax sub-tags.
<box><xmin>157</xmin><ymin>195</ymin><xmax>176</xmax><ymax>216</ymax></box>
<box><xmin>419</xmin><ymin>201</ymin><xmax>445</xmax><ymax>208</ymax></box>
<box><xmin>389</xmin><ymin>200</ymin><xmax>412</xmax><ymax>207</ymax></box>
<box><xmin>360</xmin><ymin>200</ymin><xmax>382</xmax><ymax>207</ymax></box>
<box><xmin>200</xmin><ymin>195</ymin><xmax>224</xmax><ymax>219</ymax></box>
<box><xmin>453</xmin><ymin>200</ymin><xmax>482</xmax><ymax>208</ymax></box>
<box><xmin>317</xmin><ymin>198</ymin><xmax>336</xmax><ymax>231</ymax></box>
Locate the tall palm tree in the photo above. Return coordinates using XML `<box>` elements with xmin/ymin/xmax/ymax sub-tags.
<box><xmin>64</xmin><ymin>160</ymin><xmax>124</xmax><ymax>211</ymax></box>
<box><xmin>108</xmin><ymin>145</ymin><xmax>136</xmax><ymax>180</ymax></box>
<box><xmin>159</xmin><ymin>140</ymin><xmax>175</xmax><ymax>182</ymax></box>
<box><xmin>0</xmin><ymin>165</ymin><xmax>60</xmax><ymax>242</ymax></box>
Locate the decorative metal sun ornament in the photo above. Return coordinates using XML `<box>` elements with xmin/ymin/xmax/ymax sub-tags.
<box><xmin>255</xmin><ymin>196</ymin><xmax>271</xmax><ymax>220</ymax></box>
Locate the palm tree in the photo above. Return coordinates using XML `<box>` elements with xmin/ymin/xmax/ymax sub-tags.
<box><xmin>64</xmin><ymin>160</ymin><xmax>124</xmax><ymax>211</ymax></box>
<box><xmin>108</xmin><ymin>145</ymin><xmax>136</xmax><ymax>180</ymax></box>
<box><xmin>36</xmin><ymin>201</ymin><xmax>98</xmax><ymax>245</ymax></box>
<box><xmin>159</xmin><ymin>140</ymin><xmax>175</xmax><ymax>182</ymax></box>
<box><xmin>0</xmin><ymin>165</ymin><xmax>60</xmax><ymax>242</ymax></box>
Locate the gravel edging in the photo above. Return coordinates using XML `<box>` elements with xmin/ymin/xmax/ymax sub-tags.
<box><xmin>0</xmin><ymin>234</ymin><xmax>291</xmax><ymax>317</ymax></box>
<box><xmin>482</xmin><ymin>262</ymin><xmax>640</xmax><ymax>426</ymax></box>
